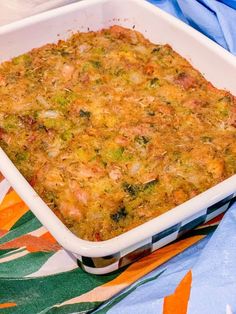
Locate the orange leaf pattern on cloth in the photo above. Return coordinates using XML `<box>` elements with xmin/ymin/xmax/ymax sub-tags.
<box><xmin>0</xmin><ymin>191</ymin><xmax>23</xmax><ymax>211</ymax></box>
<box><xmin>0</xmin><ymin>303</ymin><xmax>17</xmax><ymax>309</ymax></box>
<box><xmin>0</xmin><ymin>234</ymin><xmax>60</xmax><ymax>252</ymax></box>
<box><xmin>0</xmin><ymin>203</ymin><xmax>29</xmax><ymax>231</ymax></box>
<box><xmin>0</xmin><ymin>229</ymin><xmax>7</xmax><ymax>237</ymax></box>
<box><xmin>163</xmin><ymin>270</ymin><xmax>192</xmax><ymax>314</ymax></box>
<box><xmin>39</xmin><ymin>231</ymin><xmax>58</xmax><ymax>244</ymax></box>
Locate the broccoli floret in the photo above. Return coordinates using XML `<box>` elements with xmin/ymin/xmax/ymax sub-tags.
<box><xmin>111</xmin><ymin>207</ymin><xmax>127</xmax><ymax>222</ymax></box>
<box><xmin>79</xmin><ymin>109</ymin><xmax>91</xmax><ymax>118</ymax></box>
<box><xmin>122</xmin><ymin>182</ymin><xmax>140</xmax><ymax>197</ymax></box>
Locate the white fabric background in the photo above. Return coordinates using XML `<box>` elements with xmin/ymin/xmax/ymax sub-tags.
<box><xmin>0</xmin><ymin>0</ymin><xmax>79</xmax><ymax>26</ymax></box>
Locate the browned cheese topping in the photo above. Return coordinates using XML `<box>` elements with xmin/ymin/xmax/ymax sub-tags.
<box><xmin>0</xmin><ymin>26</ymin><xmax>235</xmax><ymax>241</ymax></box>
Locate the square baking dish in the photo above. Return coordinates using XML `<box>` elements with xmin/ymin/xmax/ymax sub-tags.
<box><xmin>0</xmin><ymin>0</ymin><xmax>236</xmax><ymax>275</ymax></box>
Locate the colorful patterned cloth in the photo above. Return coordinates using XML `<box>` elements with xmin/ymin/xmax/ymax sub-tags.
<box><xmin>1</xmin><ymin>175</ymin><xmax>235</xmax><ymax>313</ymax></box>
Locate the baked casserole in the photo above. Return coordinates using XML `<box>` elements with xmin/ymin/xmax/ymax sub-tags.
<box><xmin>0</xmin><ymin>26</ymin><xmax>235</xmax><ymax>241</ymax></box>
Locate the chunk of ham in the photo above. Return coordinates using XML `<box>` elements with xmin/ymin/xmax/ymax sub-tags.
<box><xmin>78</xmin><ymin>164</ymin><xmax>105</xmax><ymax>178</ymax></box>
<box><xmin>0</xmin><ymin>74</ymin><xmax>6</xmax><ymax>87</ymax></box>
<box><xmin>0</xmin><ymin>127</ymin><xmax>5</xmax><ymax>140</ymax></box>
<box><xmin>80</xmin><ymin>73</ymin><xmax>90</xmax><ymax>84</ymax></box>
<box><xmin>109</xmin><ymin>167</ymin><xmax>122</xmax><ymax>181</ymax></box>
<box><xmin>143</xmin><ymin>63</ymin><xmax>154</xmax><ymax>75</ymax></box>
<box><xmin>183</xmin><ymin>99</ymin><xmax>206</xmax><ymax>110</ymax></box>
<box><xmin>115</xmin><ymin>135</ymin><xmax>130</xmax><ymax>146</ymax></box>
<box><xmin>229</xmin><ymin>106</ymin><xmax>236</xmax><ymax>127</ymax></box>
<box><xmin>174</xmin><ymin>72</ymin><xmax>196</xmax><ymax>90</ymax></box>
<box><xmin>120</xmin><ymin>124</ymin><xmax>150</xmax><ymax>137</ymax></box>
<box><xmin>20</xmin><ymin>115</ymin><xmax>36</xmax><ymax>126</ymax></box>
<box><xmin>0</xmin><ymin>128</ymin><xmax>11</xmax><ymax>144</ymax></box>
<box><xmin>74</xmin><ymin>188</ymin><xmax>88</xmax><ymax>205</ymax></box>
<box><xmin>59</xmin><ymin>202</ymin><xmax>82</xmax><ymax>220</ymax></box>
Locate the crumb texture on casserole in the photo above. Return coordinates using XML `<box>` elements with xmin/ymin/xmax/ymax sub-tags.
<box><xmin>0</xmin><ymin>26</ymin><xmax>235</xmax><ymax>241</ymax></box>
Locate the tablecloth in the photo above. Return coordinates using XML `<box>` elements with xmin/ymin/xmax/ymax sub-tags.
<box><xmin>0</xmin><ymin>1</ymin><xmax>236</xmax><ymax>313</ymax></box>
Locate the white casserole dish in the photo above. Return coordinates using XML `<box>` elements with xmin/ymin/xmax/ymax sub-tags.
<box><xmin>0</xmin><ymin>0</ymin><xmax>236</xmax><ymax>275</ymax></box>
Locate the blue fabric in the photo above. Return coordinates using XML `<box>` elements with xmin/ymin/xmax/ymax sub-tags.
<box><xmin>149</xmin><ymin>0</ymin><xmax>236</xmax><ymax>54</ymax></box>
